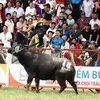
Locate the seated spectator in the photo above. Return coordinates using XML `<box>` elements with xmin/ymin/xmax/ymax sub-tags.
<box><xmin>89</xmin><ymin>12</ymin><xmax>100</xmax><ymax>30</ymax></box>
<box><xmin>58</xmin><ymin>11</ymin><xmax>66</xmax><ymax>29</ymax></box>
<box><xmin>62</xmin><ymin>35</ymin><xmax>70</xmax><ymax>49</ymax></box>
<box><xmin>63</xmin><ymin>42</ymin><xmax>80</xmax><ymax>66</ymax></box>
<box><xmin>46</xmin><ymin>21</ymin><xmax>57</xmax><ymax>36</ymax></box>
<box><xmin>78</xmin><ymin>47</ymin><xmax>89</xmax><ymax>66</ymax></box>
<box><xmin>67</xmin><ymin>14</ymin><xmax>75</xmax><ymax>30</ymax></box>
<box><xmin>70</xmin><ymin>23</ymin><xmax>80</xmax><ymax>39</ymax></box>
<box><xmin>14</xmin><ymin>1</ymin><xmax>24</xmax><ymax>18</ymax></box>
<box><xmin>65</xmin><ymin>3</ymin><xmax>73</xmax><ymax>16</ymax></box>
<box><xmin>60</xmin><ymin>23</ymin><xmax>70</xmax><ymax>41</ymax></box>
<box><xmin>80</xmin><ymin>24</ymin><xmax>92</xmax><ymax>41</ymax></box>
<box><xmin>91</xmin><ymin>24</ymin><xmax>100</xmax><ymax>46</ymax></box>
<box><xmin>81</xmin><ymin>38</ymin><xmax>89</xmax><ymax>49</ymax></box>
<box><xmin>5</xmin><ymin>1</ymin><xmax>14</xmax><ymax>16</ymax></box>
<box><xmin>85</xmin><ymin>41</ymin><xmax>98</xmax><ymax>66</ymax></box>
<box><xmin>25</xmin><ymin>2</ymin><xmax>36</xmax><ymax>20</ymax></box>
<box><xmin>77</xmin><ymin>12</ymin><xmax>89</xmax><ymax>30</ymax></box>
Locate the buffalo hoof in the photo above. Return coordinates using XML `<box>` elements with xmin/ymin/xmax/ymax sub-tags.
<box><xmin>36</xmin><ymin>90</ymin><xmax>40</xmax><ymax>93</ymax></box>
<box><xmin>0</xmin><ymin>85</ymin><xmax>2</xmax><ymax>88</ymax></box>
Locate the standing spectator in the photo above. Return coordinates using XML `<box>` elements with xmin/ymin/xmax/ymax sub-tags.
<box><xmin>0</xmin><ymin>3</ymin><xmax>5</xmax><ymax>32</ymax></box>
<box><xmin>70</xmin><ymin>0</ymin><xmax>81</xmax><ymax>21</ymax></box>
<box><xmin>33</xmin><ymin>0</ymin><xmax>45</xmax><ymax>15</ymax></box>
<box><xmin>0</xmin><ymin>25</ymin><xmax>12</xmax><ymax>48</ymax></box>
<box><xmin>0</xmin><ymin>0</ymin><xmax>7</xmax><ymax>8</ymax></box>
<box><xmin>43</xmin><ymin>3</ymin><xmax>53</xmax><ymax>25</ymax></box>
<box><xmin>12</xmin><ymin>11</ymin><xmax>19</xmax><ymax>34</ymax></box>
<box><xmin>5</xmin><ymin>1</ymin><xmax>14</xmax><ymax>16</ymax></box>
<box><xmin>55</xmin><ymin>0</ymin><xmax>64</xmax><ymax>17</ymax></box>
<box><xmin>0</xmin><ymin>25</ymin><xmax>13</xmax><ymax>64</ymax></box>
<box><xmin>82</xmin><ymin>0</ymin><xmax>94</xmax><ymax>19</ymax></box>
<box><xmin>56</xmin><ymin>0</ymin><xmax>65</xmax><ymax>4</ymax></box>
<box><xmin>5</xmin><ymin>13</ymin><xmax>14</xmax><ymax>46</ymax></box>
<box><xmin>14</xmin><ymin>1</ymin><xmax>24</xmax><ymax>18</ymax></box>
<box><xmin>50</xmin><ymin>30</ymin><xmax>64</xmax><ymax>57</ymax></box>
<box><xmin>5</xmin><ymin>13</ymin><xmax>14</xmax><ymax>35</ymax></box>
<box><xmin>89</xmin><ymin>12</ymin><xmax>100</xmax><ymax>29</ymax></box>
<box><xmin>77</xmin><ymin>12</ymin><xmax>89</xmax><ymax>30</ymax></box>
<box><xmin>16</xmin><ymin>16</ymin><xmax>24</xmax><ymax>44</ymax></box>
<box><xmin>46</xmin><ymin>0</ymin><xmax>56</xmax><ymax>10</ymax></box>
<box><xmin>25</xmin><ymin>2</ymin><xmax>36</xmax><ymax>20</ymax></box>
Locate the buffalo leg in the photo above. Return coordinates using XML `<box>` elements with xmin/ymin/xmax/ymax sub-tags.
<box><xmin>35</xmin><ymin>78</ymin><xmax>40</xmax><ymax>93</ymax></box>
<box><xmin>68</xmin><ymin>80</ymin><xmax>78</xmax><ymax>94</ymax></box>
<box><xmin>57</xmin><ymin>78</ymin><xmax>66</xmax><ymax>93</ymax></box>
<box><xmin>26</xmin><ymin>74</ymin><xmax>34</xmax><ymax>91</ymax></box>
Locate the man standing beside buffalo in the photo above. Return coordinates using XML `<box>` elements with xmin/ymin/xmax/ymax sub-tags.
<box><xmin>50</xmin><ymin>30</ymin><xmax>64</xmax><ymax>57</ymax></box>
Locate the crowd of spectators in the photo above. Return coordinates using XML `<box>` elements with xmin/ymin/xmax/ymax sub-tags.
<box><xmin>0</xmin><ymin>0</ymin><xmax>100</xmax><ymax>66</ymax></box>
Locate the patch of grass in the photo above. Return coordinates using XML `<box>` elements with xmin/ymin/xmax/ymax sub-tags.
<box><xmin>0</xmin><ymin>87</ymin><xmax>100</xmax><ymax>100</ymax></box>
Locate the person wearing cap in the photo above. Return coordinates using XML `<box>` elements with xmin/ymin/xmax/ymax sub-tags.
<box><xmin>77</xmin><ymin>12</ymin><xmax>89</xmax><ymax>30</ymax></box>
<box><xmin>81</xmin><ymin>38</ymin><xmax>89</xmax><ymax>49</ymax></box>
<box><xmin>85</xmin><ymin>41</ymin><xmax>98</xmax><ymax>66</ymax></box>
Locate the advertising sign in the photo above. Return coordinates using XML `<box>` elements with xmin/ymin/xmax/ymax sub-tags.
<box><xmin>8</xmin><ymin>64</ymin><xmax>100</xmax><ymax>89</ymax></box>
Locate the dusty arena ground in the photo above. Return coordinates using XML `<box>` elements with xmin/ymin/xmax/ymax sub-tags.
<box><xmin>0</xmin><ymin>87</ymin><xmax>100</xmax><ymax>100</ymax></box>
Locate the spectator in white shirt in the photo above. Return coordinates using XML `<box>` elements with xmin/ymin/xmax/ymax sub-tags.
<box><xmin>82</xmin><ymin>0</ymin><xmax>94</xmax><ymax>18</ymax></box>
<box><xmin>5</xmin><ymin>1</ymin><xmax>14</xmax><ymax>16</ymax></box>
<box><xmin>89</xmin><ymin>12</ymin><xmax>100</xmax><ymax>29</ymax></box>
<box><xmin>25</xmin><ymin>2</ymin><xmax>36</xmax><ymax>20</ymax></box>
<box><xmin>0</xmin><ymin>25</ymin><xmax>12</xmax><ymax>48</ymax></box>
<box><xmin>5</xmin><ymin>13</ymin><xmax>14</xmax><ymax>33</ymax></box>
<box><xmin>14</xmin><ymin>1</ymin><xmax>24</xmax><ymax>18</ymax></box>
<box><xmin>55</xmin><ymin>0</ymin><xmax>64</xmax><ymax>17</ymax></box>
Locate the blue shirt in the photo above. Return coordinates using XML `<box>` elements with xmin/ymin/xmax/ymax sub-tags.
<box><xmin>61</xmin><ymin>29</ymin><xmax>70</xmax><ymax>39</ymax></box>
<box><xmin>71</xmin><ymin>0</ymin><xmax>81</xmax><ymax>4</ymax></box>
<box><xmin>50</xmin><ymin>37</ymin><xmax>64</xmax><ymax>53</ymax></box>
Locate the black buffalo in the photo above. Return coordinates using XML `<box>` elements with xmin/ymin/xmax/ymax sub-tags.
<box><xmin>8</xmin><ymin>45</ymin><xmax>78</xmax><ymax>94</ymax></box>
